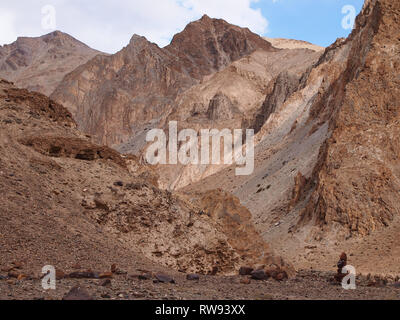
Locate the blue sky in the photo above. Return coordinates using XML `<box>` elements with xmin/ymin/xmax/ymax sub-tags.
<box><xmin>253</xmin><ymin>0</ymin><xmax>364</xmax><ymax>47</ymax></box>
<box><xmin>0</xmin><ymin>0</ymin><xmax>365</xmax><ymax>53</ymax></box>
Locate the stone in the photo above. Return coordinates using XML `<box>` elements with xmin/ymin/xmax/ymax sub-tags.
<box><xmin>67</xmin><ymin>271</ymin><xmax>99</xmax><ymax>279</ymax></box>
<box><xmin>94</xmin><ymin>199</ymin><xmax>109</xmax><ymax>211</ymax></box>
<box><xmin>250</xmin><ymin>270</ymin><xmax>268</xmax><ymax>281</ymax></box>
<box><xmin>274</xmin><ymin>272</ymin><xmax>288</xmax><ymax>281</ymax></box>
<box><xmin>99</xmin><ymin>272</ymin><xmax>113</xmax><ymax>279</ymax></box>
<box><xmin>239</xmin><ymin>267</ymin><xmax>254</xmax><ymax>276</ymax></box>
<box><xmin>71</xmin><ymin>263</ymin><xmax>81</xmax><ymax>270</ymax></box>
<box><xmin>132</xmin><ymin>292</ymin><xmax>145</xmax><ymax>298</ymax></box>
<box><xmin>100</xmin><ymin>279</ymin><xmax>112</xmax><ymax>287</ymax></box>
<box><xmin>63</xmin><ymin>286</ymin><xmax>93</xmax><ymax>301</ymax></box>
<box><xmin>392</xmin><ymin>282</ymin><xmax>400</xmax><ymax>288</ymax></box>
<box><xmin>8</xmin><ymin>271</ymin><xmax>19</xmax><ymax>279</ymax></box>
<box><xmin>210</xmin><ymin>267</ymin><xmax>218</xmax><ymax>276</ymax></box>
<box><xmin>138</xmin><ymin>273</ymin><xmax>152</xmax><ymax>280</ymax></box>
<box><xmin>56</xmin><ymin>269</ymin><xmax>65</xmax><ymax>280</ymax></box>
<box><xmin>155</xmin><ymin>273</ymin><xmax>175</xmax><ymax>284</ymax></box>
<box><xmin>12</xmin><ymin>261</ymin><xmax>23</xmax><ymax>269</ymax></box>
<box><xmin>17</xmin><ymin>274</ymin><xmax>27</xmax><ymax>281</ymax></box>
<box><xmin>186</xmin><ymin>274</ymin><xmax>200</xmax><ymax>281</ymax></box>
<box><xmin>1</xmin><ymin>266</ymin><xmax>14</xmax><ymax>272</ymax></box>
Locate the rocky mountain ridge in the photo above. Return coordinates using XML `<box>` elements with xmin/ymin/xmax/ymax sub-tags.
<box><xmin>0</xmin><ymin>31</ymin><xmax>102</xmax><ymax>95</ymax></box>
<box><xmin>51</xmin><ymin>15</ymin><xmax>275</xmax><ymax>147</ymax></box>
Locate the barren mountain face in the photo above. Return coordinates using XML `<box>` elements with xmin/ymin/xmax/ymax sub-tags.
<box><xmin>48</xmin><ymin>16</ymin><xmax>324</xmax><ymax>192</ymax></box>
<box><xmin>186</xmin><ymin>0</ymin><xmax>400</xmax><ymax>275</ymax></box>
<box><xmin>0</xmin><ymin>31</ymin><xmax>102</xmax><ymax>96</ymax></box>
<box><xmin>51</xmin><ymin>15</ymin><xmax>275</xmax><ymax>147</ymax></box>
<box><xmin>151</xmin><ymin>48</ymin><xmax>321</xmax><ymax>190</ymax></box>
<box><xmin>0</xmin><ymin>79</ymin><xmax>287</xmax><ymax>280</ymax></box>
<box><xmin>298</xmin><ymin>0</ymin><xmax>400</xmax><ymax>239</ymax></box>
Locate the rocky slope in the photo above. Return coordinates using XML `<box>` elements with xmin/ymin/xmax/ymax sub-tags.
<box><xmin>186</xmin><ymin>0</ymin><xmax>400</xmax><ymax>276</ymax></box>
<box><xmin>0</xmin><ymin>31</ymin><xmax>102</xmax><ymax>96</ymax></box>
<box><xmin>49</xmin><ymin>17</ymin><xmax>322</xmax><ymax>190</ymax></box>
<box><xmin>51</xmin><ymin>15</ymin><xmax>274</xmax><ymax>147</ymax></box>
<box><xmin>0</xmin><ymin>78</ymin><xmax>287</xmax><ymax>279</ymax></box>
<box><xmin>297</xmin><ymin>0</ymin><xmax>400</xmax><ymax>239</ymax></box>
<box><xmin>151</xmin><ymin>47</ymin><xmax>321</xmax><ymax>190</ymax></box>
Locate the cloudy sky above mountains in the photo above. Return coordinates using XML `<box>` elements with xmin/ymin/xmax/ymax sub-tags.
<box><xmin>0</xmin><ymin>0</ymin><xmax>363</xmax><ymax>54</ymax></box>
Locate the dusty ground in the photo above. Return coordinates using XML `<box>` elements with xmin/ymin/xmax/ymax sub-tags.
<box><xmin>1</xmin><ymin>269</ymin><xmax>400</xmax><ymax>300</ymax></box>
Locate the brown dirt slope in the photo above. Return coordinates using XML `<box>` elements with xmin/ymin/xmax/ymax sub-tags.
<box><xmin>0</xmin><ymin>79</ymin><xmax>282</xmax><ymax>279</ymax></box>
<box><xmin>185</xmin><ymin>0</ymin><xmax>400</xmax><ymax>276</ymax></box>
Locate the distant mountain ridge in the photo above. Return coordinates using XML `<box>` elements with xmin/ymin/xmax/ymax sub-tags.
<box><xmin>0</xmin><ymin>31</ymin><xmax>102</xmax><ymax>95</ymax></box>
<box><xmin>264</xmin><ymin>37</ymin><xmax>324</xmax><ymax>52</ymax></box>
<box><xmin>50</xmin><ymin>15</ymin><xmax>275</xmax><ymax>147</ymax></box>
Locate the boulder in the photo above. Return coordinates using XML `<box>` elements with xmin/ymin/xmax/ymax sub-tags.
<box><xmin>63</xmin><ymin>286</ymin><xmax>93</xmax><ymax>301</ymax></box>
<box><xmin>239</xmin><ymin>267</ymin><xmax>254</xmax><ymax>276</ymax></box>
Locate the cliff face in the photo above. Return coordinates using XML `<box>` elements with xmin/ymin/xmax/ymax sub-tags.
<box><xmin>51</xmin><ymin>15</ymin><xmax>275</xmax><ymax>147</ymax></box>
<box><xmin>184</xmin><ymin>0</ymin><xmax>400</xmax><ymax>274</ymax></box>
<box><xmin>298</xmin><ymin>0</ymin><xmax>400</xmax><ymax>239</ymax></box>
<box><xmin>0</xmin><ymin>31</ymin><xmax>101</xmax><ymax>95</ymax></box>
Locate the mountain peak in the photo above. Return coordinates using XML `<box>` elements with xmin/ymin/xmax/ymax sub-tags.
<box><xmin>129</xmin><ymin>34</ymin><xmax>151</xmax><ymax>46</ymax></box>
<box><xmin>0</xmin><ymin>30</ymin><xmax>101</xmax><ymax>95</ymax></box>
<box><xmin>200</xmin><ymin>14</ymin><xmax>212</xmax><ymax>21</ymax></box>
<box><xmin>166</xmin><ymin>14</ymin><xmax>273</xmax><ymax>77</ymax></box>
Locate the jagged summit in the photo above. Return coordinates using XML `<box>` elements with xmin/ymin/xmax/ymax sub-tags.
<box><xmin>40</xmin><ymin>30</ymin><xmax>90</xmax><ymax>46</ymax></box>
<box><xmin>51</xmin><ymin>15</ymin><xmax>277</xmax><ymax>146</ymax></box>
<box><xmin>129</xmin><ymin>34</ymin><xmax>151</xmax><ymax>44</ymax></box>
<box><xmin>168</xmin><ymin>14</ymin><xmax>273</xmax><ymax>58</ymax></box>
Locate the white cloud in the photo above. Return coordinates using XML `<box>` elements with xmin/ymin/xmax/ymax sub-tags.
<box><xmin>0</xmin><ymin>0</ymin><xmax>268</xmax><ymax>54</ymax></box>
<box><xmin>0</xmin><ymin>10</ymin><xmax>17</xmax><ymax>45</ymax></box>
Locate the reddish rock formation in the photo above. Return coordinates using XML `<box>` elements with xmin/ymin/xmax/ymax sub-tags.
<box><xmin>51</xmin><ymin>16</ymin><xmax>275</xmax><ymax>147</ymax></box>
<box><xmin>299</xmin><ymin>0</ymin><xmax>400</xmax><ymax>238</ymax></box>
